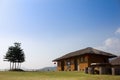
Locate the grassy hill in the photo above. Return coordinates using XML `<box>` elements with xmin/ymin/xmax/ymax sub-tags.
<box><xmin>0</xmin><ymin>71</ymin><xmax>120</xmax><ymax>80</ymax></box>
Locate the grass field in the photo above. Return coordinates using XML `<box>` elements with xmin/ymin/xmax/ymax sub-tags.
<box><xmin>0</xmin><ymin>71</ymin><xmax>120</xmax><ymax>80</ymax></box>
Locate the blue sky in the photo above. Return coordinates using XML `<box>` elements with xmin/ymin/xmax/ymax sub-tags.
<box><xmin>0</xmin><ymin>0</ymin><xmax>120</xmax><ymax>69</ymax></box>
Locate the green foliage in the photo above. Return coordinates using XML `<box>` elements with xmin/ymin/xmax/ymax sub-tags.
<box><xmin>4</xmin><ymin>42</ymin><xmax>25</xmax><ymax>70</ymax></box>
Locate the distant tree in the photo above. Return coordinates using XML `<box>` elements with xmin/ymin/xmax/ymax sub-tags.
<box><xmin>4</xmin><ymin>42</ymin><xmax>25</xmax><ymax>70</ymax></box>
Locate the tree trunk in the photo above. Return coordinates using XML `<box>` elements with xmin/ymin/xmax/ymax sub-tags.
<box><xmin>15</xmin><ymin>62</ymin><xmax>16</xmax><ymax>69</ymax></box>
<box><xmin>10</xmin><ymin>62</ymin><xmax>11</xmax><ymax>70</ymax></box>
<box><xmin>12</xmin><ymin>62</ymin><xmax>14</xmax><ymax>70</ymax></box>
<box><xmin>19</xmin><ymin>63</ymin><xmax>21</xmax><ymax>69</ymax></box>
<box><xmin>17</xmin><ymin>62</ymin><xmax>19</xmax><ymax>69</ymax></box>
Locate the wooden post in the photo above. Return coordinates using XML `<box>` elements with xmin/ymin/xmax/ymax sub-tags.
<box><xmin>112</xmin><ymin>67</ymin><xmax>120</xmax><ymax>75</ymax></box>
<box><xmin>112</xmin><ymin>67</ymin><xmax>115</xmax><ymax>75</ymax></box>
<box><xmin>88</xmin><ymin>67</ymin><xmax>94</xmax><ymax>74</ymax></box>
<box><xmin>99</xmin><ymin>67</ymin><xmax>105</xmax><ymax>75</ymax></box>
<box><xmin>84</xmin><ymin>67</ymin><xmax>88</xmax><ymax>74</ymax></box>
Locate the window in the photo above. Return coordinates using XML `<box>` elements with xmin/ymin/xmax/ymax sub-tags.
<box><xmin>80</xmin><ymin>57</ymin><xmax>88</xmax><ymax>62</ymax></box>
<box><xmin>66</xmin><ymin>60</ymin><xmax>71</xmax><ymax>66</ymax></box>
<box><xmin>66</xmin><ymin>60</ymin><xmax>71</xmax><ymax>70</ymax></box>
<box><xmin>85</xmin><ymin>56</ymin><xmax>88</xmax><ymax>62</ymax></box>
<box><xmin>80</xmin><ymin>57</ymin><xmax>84</xmax><ymax>62</ymax></box>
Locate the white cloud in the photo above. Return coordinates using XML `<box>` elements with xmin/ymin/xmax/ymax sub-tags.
<box><xmin>96</xmin><ymin>28</ymin><xmax>120</xmax><ymax>55</ymax></box>
<box><xmin>96</xmin><ymin>38</ymin><xmax>120</xmax><ymax>55</ymax></box>
<box><xmin>105</xmin><ymin>38</ymin><xmax>120</xmax><ymax>48</ymax></box>
<box><xmin>115</xmin><ymin>27</ymin><xmax>120</xmax><ymax>34</ymax></box>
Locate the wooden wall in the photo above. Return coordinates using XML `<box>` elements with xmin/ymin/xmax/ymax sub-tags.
<box><xmin>57</xmin><ymin>61</ymin><xmax>61</xmax><ymax>71</ymax></box>
<box><xmin>88</xmin><ymin>54</ymin><xmax>109</xmax><ymax>66</ymax></box>
<box><xmin>79</xmin><ymin>63</ymin><xmax>88</xmax><ymax>71</ymax></box>
<box><xmin>56</xmin><ymin>54</ymin><xmax>109</xmax><ymax>71</ymax></box>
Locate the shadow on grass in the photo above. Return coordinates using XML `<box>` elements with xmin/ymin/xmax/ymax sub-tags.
<box><xmin>9</xmin><ymin>69</ymin><xmax>25</xmax><ymax>72</ymax></box>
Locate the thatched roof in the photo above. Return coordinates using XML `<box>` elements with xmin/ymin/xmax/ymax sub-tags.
<box><xmin>53</xmin><ymin>47</ymin><xmax>117</xmax><ymax>61</ymax></box>
<box><xmin>110</xmin><ymin>56</ymin><xmax>120</xmax><ymax>65</ymax></box>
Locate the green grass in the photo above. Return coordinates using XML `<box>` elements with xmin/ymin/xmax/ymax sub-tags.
<box><xmin>0</xmin><ymin>71</ymin><xmax>120</xmax><ymax>80</ymax></box>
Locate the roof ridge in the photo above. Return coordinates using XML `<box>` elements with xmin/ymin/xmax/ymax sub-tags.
<box><xmin>53</xmin><ymin>47</ymin><xmax>117</xmax><ymax>61</ymax></box>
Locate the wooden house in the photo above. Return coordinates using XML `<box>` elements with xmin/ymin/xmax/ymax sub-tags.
<box><xmin>110</xmin><ymin>56</ymin><xmax>120</xmax><ymax>66</ymax></box>
<box><xmin>110</xmin><ymin>56</ymin><xmax>120</xmax><ymax>75</ymax></box>
<box><xmin>53</xmin><ymin>47</ymin><xmax>117</xmax><ymax>71</ymax></box>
